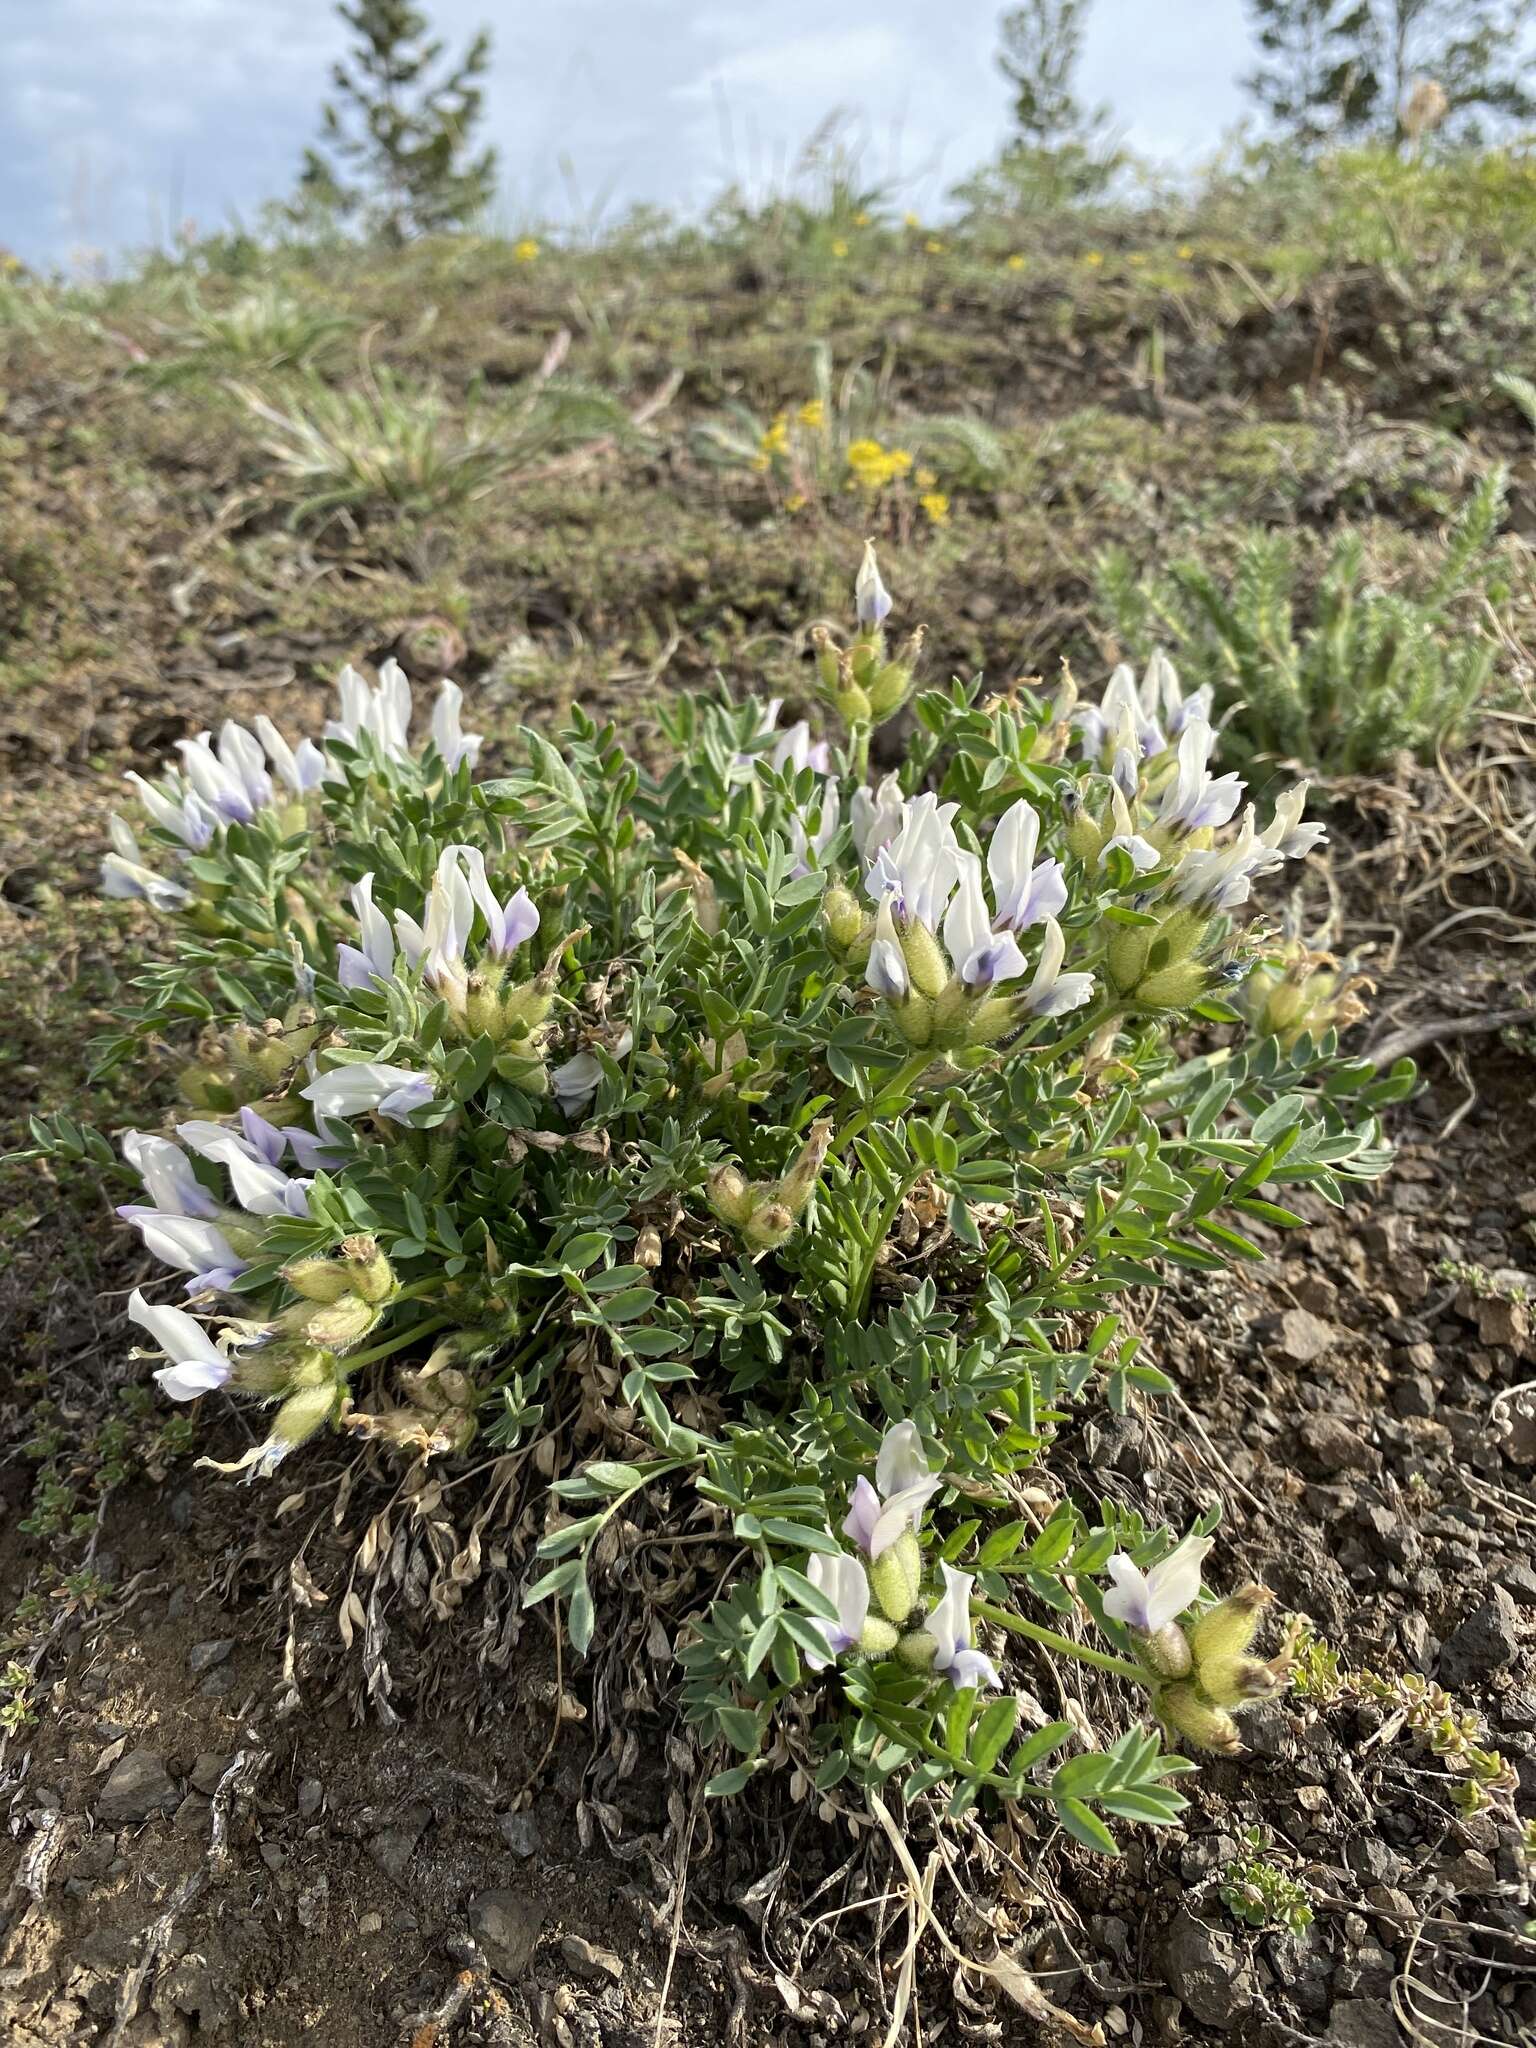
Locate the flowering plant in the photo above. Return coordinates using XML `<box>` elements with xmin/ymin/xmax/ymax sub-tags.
<box><xmin>37</xmin><ymin>547</ymin><xmax>1410</xmax><ymax>1845</ymax></box>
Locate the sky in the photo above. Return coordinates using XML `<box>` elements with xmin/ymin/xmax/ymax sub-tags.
<box><xmin>1</xmin><ymin>1</ymin><xmax>1259</xmax><ymax>270</ymax></box>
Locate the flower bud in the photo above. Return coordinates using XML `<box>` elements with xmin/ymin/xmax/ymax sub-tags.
<box><xmin>777</xmin><ymin>1119</ymin><xmax>832</xmax><ymax>1218</ymax></box>
<box><xmin>1158</xmin><ymin>1682</ymin><xmax>1241</xmax><ymax>1755</ymax></box>
<box><xmin>1133</xmin><ymin>958</ymin><xmax>1209</xmax><ymax>1011</ymax></box>
<box><xmin>298</xmin><ymin>1292</ymin><xmax>381</xmax><ymax>1350</ymax></box>
<box><xmin>823</xmin><ymin>884</ymin><xmax>866</xmax><ymax>955</ymax></box>
<box><xmin>341</xmin><ymin>1234</ymin><xmax>396</xmax><ymax>1303</ymax></box>
<box><xmin>889</xmin><ymin>990</ymin><xmax>934</xmax><ymax>1048</ymax></box>
<box><xmin>464</xmin><ymin>968</ymin><xmax>507</xmax><ymax>1041</ymax></box>
<box><xmin>1065</xmin><ymin>808</ymin><xmax>1106</xmax><ymax>864</ymax></box>
<box><xmin>743</xmin><ymin>1200</ymin><xmax>795</xmax><ymax>1251</ymax></box>
<box><xmin>707</xmin><ymin>1163</ymin><xmax>755</xmax><ymax>1229</ymax></box>
<box><xmin>1188</xmin><ymin>1584</ymin><xmax>1271</xmax><ymax>1670</ymax></box>
<box><xmin>1139</xmin><ymin>1621</ymin><xmax>1194</xmax><ymax>1680</ymax></box>
<box><xmin>901</xmin><ymin>920</ymin><xmax>949</xmax><ymax>1000</ymax></box>
<box><xmin>869</xmin><ymin>1528</ymin><xmax>922</xmax><ymax>1626</ymax></box>
<box><xmin>859</xmin><ymin>1615</ymin><xmax>900</xmax><ymax>1657</ymax></box>
<box><xmin>283</xmin><ymin>1256</ymin><xmax>354</xmax><ymax>1304</ymax></box>
<box><xmin>266</xmin><ymin>1380</ymin><xmax>345</xmax><ymax>1459</ymax></box>
<box><xmin>894</xmin><ymin>1629</ymin><xmax>939</xmax><ymax>1671</ymax></box>
<box><xmin>1107</xmin><ymin>924</ymin><xmax>1152</xmax><ymax>995</ymax></box>
<box><xmin>499</xmin><ymin>976</ymin><xmax>555</xmax><ymax>1037</ymax></box>
<box><xmin>865</xmin><ymin>627</ymin><xmax>925</xmax><ymax>722</ymax></box>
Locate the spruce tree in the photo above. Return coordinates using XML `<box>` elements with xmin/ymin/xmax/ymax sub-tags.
<box><xmin>996</xmin><ymin>1</ymin><xmax>1106</xmax><ymax>148</ymax></box>
<box><xmin>1244</xmin><ymin>1</ymin><xmax>1536</xmax><ymax>148</ymax></box>
<box><xmin>297</xmin><ymin>0</ymin><xmax>498</xmax><ymax>242</ymax></box>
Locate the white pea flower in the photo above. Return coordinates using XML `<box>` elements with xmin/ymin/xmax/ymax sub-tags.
<box><xmin>431</xmin><ymin>679</ymin><xmax>483</xmax><ymax>771</ymax></box>
<box><xmin>101</xmin><ymin>816</ymin><xmax>191</xmax><ymax>910</ymax></box>
<box><xmin>301</xmin><ymin>1062</ymin><xmax>435</xmax><ymax>1123</ymax></box>
<box><xmin>121</xmin><ymin>1211</ymin><xmax>247</xmax><ymax>1294</ymax></box>
<box><xmin>1173</xmin><ymin>807</ymin><xmax>1284</xmax><ymax>913</ymax></box>
<box><xmin>174</xmin><ymin>1120</ymin><xmax>311</xmax><ymax>1219</ymax></box>
<box><xmin>923</xmin><ymin>1564</ymin><xmax>1001</xmax><ymax>1691</ymax></box>
<box><xmin>865</xmin><ymin>792</ymin><xmax>962</xmax><ymax>931</ymax></box>
<box><xmin>1023</xmin><ymin>917</ymin><xmax>1094</xmax><ymax>1017</ymax></box>
<box><xmin>129</xmin><ymin>1290</ymin><xmax>233</xmax><ymax>1402</ymax></box>
<box><xmin>864</xmin><ymin>896</ymin><xmax>910</xmax><ymax>1001</ymax></box>
<box><xmin>843</xmin><ymin>1420</ymin><xmax>942</xmax><ymax>1559</ymax></box>
<box><xmin>804</xmin><ymin>1549</ymin><xmax>872</xmax><ymax>1670</ymax></box>
<box><xmin>788</xmin><ymin>777</ymin><xmax>841</xmax><ymax>878</ymax></box>
<box><xmin>336</xmin><ymin>872</ymin><xmax>398</xmax><ymax>989</ymax></box>
<box><xmin>988</xmin><ymin>798</ymin><xmax>1067</xmax><ymax>934</ymax></box>
<box><xmin>551</xmin><ymin>1028</ymin><xmax>634</xmax><ymax>1118</ymax></box>
<box><xmin>456</xmin><ymin>845</ymin><xmax>539</xmax><ymax>956</ymax></box>
<box><xmin>850</xmin><ymin>774</ymin><xmax>905</xmax><ymax>867</ymax></box>
<box><xmin>175</xmin><ymin>723</ymin><xmax>273</xmax><ymax>824</ymax></box>
<box><xmin>855</xmin><ymin>538</ymin><xmax>892</xmax><ymax>628</ymax></box>
<box><xmin>1156</xmin><ymin>720</ymin><xmax>1244</xmax><ymax>835</ymax></box>
<box><xmin>1100</xmin><ymin>787</ymin><xmax>1160</xmax><ymax>874</ymax></box>
<box><xmin>943</xmin><ymin>853</ymin><xmax>1028</xmax><ymax>989</ymax></box>
<box><xmin>325</xmin><ymin>659</ymin><xmax>413</xmax><ymax>763</ymax></box>
<box><xmin>119</xmin><ymin>1131</ymin><xmax>218</xmax><ymax>1219</ymax></box>
<box><xmin>1102</xmin><ymin>1534</ymin><xmax>1213</xmax><ymax>1633</ymax></box>
<box><xmin>253</xmin><ymin>715</ymin><xmax>325</xmax><ymax>795</ymax></box>
<box><xmin>1261</xmin><ymin>782</ymin><xmax>1327</xmax><ymax>860</ymax></box>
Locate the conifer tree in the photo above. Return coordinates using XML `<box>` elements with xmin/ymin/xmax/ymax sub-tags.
<box><xmin>297</xmin><ymin>0</ymin><xmax>498</xmax><ymax>242</ymax></box>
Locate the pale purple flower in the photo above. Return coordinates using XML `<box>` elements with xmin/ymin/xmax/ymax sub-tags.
<box><xmin>550</xmin><ymin>1028</ymin><xmax>633</xmax><ymax>1117</ymax></box>
<box><xmin>1172</xmin><ymin>808</ymin><xmax>1285</xmax><ymax>913</ymax></box>
<box><xmin>1023</xmin><ymin>918</ymin><xmax>1094</xmax><ymax>1017</ymax></box>
<box><xmin>1075</xmin><ymin>662</ymin><xmax>1164</xmax><ymax>761</ymax></box>
<box><xmin>865</xmin><ymin>792</ymin><xmax>962</xmax><ymax>931</ymax></box>
<box><xmin>301</xmin><ymin>1062</ymin><xmax>435</xmax><ymax>1123</ymax></box>
<box><xmin>129</xmin><ymin>1289</ymin><xmax>233</xmax><ymax>1402</ymax></box>
<box><xmin>119</xmin><ymin>1131</ymin><xmax>219</xmax><ymax>1219</ymax></box>
<box><xmin>325</xmin><ymin>659</ymin><xmax>413</xmax><ymax>764</ymax></box>
<box><xmin>1102</xmin><ymin>1534</ymin><xmax>1213</xmax><ymax>1634</ymax></box>
<box><xmin>804</xmin><ymin>1549</ymin><xmax>872</xmax><ymax>1670</ymax></box>
<box><xmin>1156</xmin><ymin>720</ymin><xmax>1244</xmax><ymax>835</ymax></box>
<box><xmin>175</xmin><ymin>724</ymin><xmax>272</xmax><ymax>824</ymax></box>
<box><xmin>842</xmin><ymin>1420</ymin><xmax>942</xmax><ymax>1559</ymax></box>
<box><xmin>1261</xmin><ymin>782</ymin><xmax>1327</xmax><ymax>861</ymax></box>
<box><xmin>336</xmin><ymin>872</ymin><xmax>398</xmax><ymax>989</ymax></box>
<box><xmin>123</xmin><ymin>773</ymin><xmax>216</xmax><ymax>851</ymax></box>
<box><xmin>101</xmin><ymin>817</ymin><xmax>191</xmax><ymax>911</ymax></box>
<box><xmin>253</xmin><ymin>715</ymin><xmax>326</xmax><ymax>795</ymax></box>
<box><xmin>943</xmin><ymin>853</ymin><xmax>1028</xmax><ymax>989</ymax></box>
<box><xmin>924</xmin><ymin>1564</ymin><xmax>1000</xmax><ymax>1691</ymax></box>
<box><xmin>175</xmin><ymin>1120</ymin><xmax>311</xmax><ymax>1219</ymax></box>
<box><xmin>864</xmin><ymin>897</ymin><xmax>910</xmax><ymax>1001</ymax></box>
<box><xmin>788</xmin><ymin>778</ymin><xmax>841</xmax><ymax>878</ymax></box>
<box><xmin>121</xmin><ymin>1210</ymin><xmax>246</xmax><ymax>1294</ymax></box>
<box><xmin>988</xmin><ymin>798</ymin><xmax>1067</xmax><ymax>934</ymax></box>
<box><xmin>770</xmin><ymin>719</ymin><xmax>832</xmax><ymax>778</ymax></box>
<box><xmin>855</xmin><ymin>538</ymin><xmax>892</xmax><ymax>628</ymax></box>
<box><xmin>1099</xmin><ymin>788</ymin><xmax>1160</xmax><ymax>875</ymax></box>
<box><xmin>850</xmin><ymin>774</ymin><xmax>905</xmax><ymax>867</ymax></box>
<box><xmin>456</xmin><ymin>845</ymin><xmax>540</xmax><ymax>956</ymax></box>
<box><xmin>431</xmin><ymin>680</ymin><xmax>483</xmax><ymax>772</ymax></box>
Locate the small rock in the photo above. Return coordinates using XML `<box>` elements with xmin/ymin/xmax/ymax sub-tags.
<box><xmin>297</xmin><ymin>1777</ymin><xmax>323</xmax><ymax>1818</ymax></box>
<box><xmin>187</xmin><ymin>1639</ymin><xmax>234</xmax><ymax>1675</ymax></box>
<box><xmin>1438</xmin><ymin>1586</ymin><xmax>1520</xmax><ymax>1687</ymax></box>
<box><xmin>1346</xmin><ymin>1837</ymin><xmax>1405</xmax><ymax>1886</ymax></box>
<box><xmin>1163</xmin><ymin>1911</ymin><xmax>1257</xmax><ymax>2029</ymax></box>
<box><xmin>497</xmin><ymin>1810</ymin><xmax>540</xmax><ymax>1858</ymax></box>
<box><xmin>560</xmin><ymin>1934</ymin><xmax>623</xmax><ymax>1984</ymax></box>
<box><xmin>1496</xmin><ymin>1560</ymin><xmax>1536</xmax><ymax>1609</ymax></box>
<box><xmin>1179</xmin><ymin>1832</ymin><xmax>1237</xmax><ymax>1882</ymax></box>
<box><xmin>357</xmin><ymin>1912</ymin><xmax>382</xmax><ymax>1936</ymax></box>
<box><xmin>97</xmin><ymin>1750</ymin><xmax>179</xmax><ymax>1826</ymax></box>
<box><xmin>171</xmin><ymin>1795</ymin><xmax>211</xmax><ymax>1835</ymax></box>
<box><xmin>1276</xmin><ymin>1309</ymin><xmax>1338</xmax><ymax>1364</ymax></box>
<box><xmin>1390</xmin><ymin>1373</ymin><xmax>1437</xmax><ymax>1419</ymax></box>
<box><xmin>1333</xmin><ymin>1941</ymin><xmax>1396</xmax><ymax>1999</ymax></box>
<box><xmin>1325</xmin><ymin>1998</ymin><xmax>1402</xmax><ymax>2048</ymax></box>
<box><xmin>366</xmin><ymin>1801</ymin><xmax>431</xmax><ymax>1885</ymax></box>
<box><xmin>1298</xmin><ymin>1415</ymin><xmax>1376</xmax><ymax>1474</ymax></box>
<box><xmin>189</xmin><ymin>1753</ymin><xmax>233</xmax><ymax>1796</ymax></box>
<box><xmin>469</xmin><ymin>1889</ymin><xmax>545</xmax><ymax>1981</ymax></box>
<box><xmin>1475</xmin><ymin>1296</ymin><xmax>1529</xmax><ymax>1351</ymax></box>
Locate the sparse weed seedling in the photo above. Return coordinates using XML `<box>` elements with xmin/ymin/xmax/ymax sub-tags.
<box><xmin>1220</xmin><ymin>1825</ymin><xmax>1314</xmax><ymax>1935</ymax></box>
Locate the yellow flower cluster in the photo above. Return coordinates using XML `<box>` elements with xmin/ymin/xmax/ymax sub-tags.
<box><xmin>513</xmin><ymin>238</ymin><xmax>540</xmax><ymax>264</ymax></box>
<box><xmin>752</xmin><ymin>413</ymin><xmax>791</xmax><ymax>471</ymax></box>
<box><xmin>846</xmin><ymin>438</ymin><xmax>913</xmax><ymax>493</ymax></box>
<box><xmin>919</xmin><ymin>491</ymin><xmax>950</xmax><ymax>527</ymax></box>
<box><xmin>797</xmin><ymin>399</ymin><xmax>826</xmax><ymax>430</ymax></box>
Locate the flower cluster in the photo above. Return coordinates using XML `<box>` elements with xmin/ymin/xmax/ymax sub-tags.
<box><xmin>66</xmin><ymin>541</ymin><xmax>1406</xmax><ymax>1835</ymax></box>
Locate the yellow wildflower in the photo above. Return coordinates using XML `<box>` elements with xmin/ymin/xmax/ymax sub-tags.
<box><xmin>924</xmin><ymin>238</ymin><xmax>945</xmax><ymax>255</ymax></box>
<box><xmin>920</xmin><ymin>491</ymin><xmax>950</xmax><ymax>526</ymax></box>
<box><xmin>798</xmin><ymin>399</ymin><xmax>826</xmax><ymax>430</ymax></box>
<box><xmin>1129</xmin><ymin>251</ymin><xmax>1146</xmax><ymax>267</ymax></box>
<box><xmin>831</xmin><ymin>238</ymin><xmax>849</xmax><ymax>258</ymax></box>
<box><xmin>785</xmin><ymin>492</ymin><xmax>808</xmax><ymax>514</ymax></box>
<box><xmin>1177</xmin><ymin>244</ymin><xmax>1195</xmax><ymax>261</ymax></box>
<box><xmin>886</xmin><ymin>447</ymin><xmax>913</xmax><ymax>476</ymax></box>
<box><xmin>1006</xmin><ymin>253</ymin><xmax>1026</xmax><ymax>271</ymax></box>
<box><xmin>1084</xmin><ymin>250</ymin><xmax>1104</xmax><ymax>268</ymax></box>
<box><xmin>513</xmin><ymin>238</ymin><xmax>540</xmax><ymax>263</ymax></box>
<box><xmin>853</xmin><ymin>211</ymin><xmax>871</xmax><ymax>228</ymax></box>
<box><xmin>904</xmin><ymin>211</ymin><xmax>921</xmax><ymax>228</ymax></box>
<box><xmin>915</xmin><ymin>466</ymin><xmax>938</xmax><ymax>490</ymax></box>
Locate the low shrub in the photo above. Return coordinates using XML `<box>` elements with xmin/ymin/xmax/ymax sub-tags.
<box><xmin>39</xmin><ymin>550</ymin><xmax>1411</xmax><ymax>1841</ymax></box>
<box><xmin>1096</xmin><ymin>469</ymin><xmax>1512</xmax><ymax>776</ymax></box>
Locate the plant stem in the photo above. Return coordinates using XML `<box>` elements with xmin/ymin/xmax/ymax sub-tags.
<box><xmin>976</xmin><ymin>1600</ymin><xmax>1149</xmax><ymax>1685</ymax></box>
<box><xmin>344</xmin><ymin>1312</ymin><xmax>453</xmax><ymax>1370</ymax></box>
<box><xmin>833</xmin><ymin>1049</ymin><xmax>938</xmax><ymax>1157</ymax></box>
